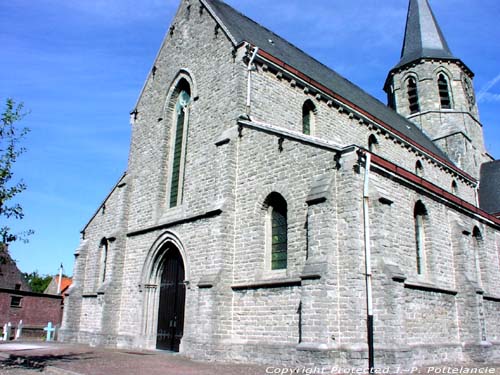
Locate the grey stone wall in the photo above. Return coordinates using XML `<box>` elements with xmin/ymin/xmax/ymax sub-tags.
<box><xmin>126</xmin><ymin>0</ymin><xmax>245</xmax><ymax>232</ymax></box>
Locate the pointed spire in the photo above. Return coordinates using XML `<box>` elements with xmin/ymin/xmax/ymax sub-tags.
<box><xmin>396</xmin><ymin>0</ymin><xmax>456</xmax><ymax>68</ymax></box>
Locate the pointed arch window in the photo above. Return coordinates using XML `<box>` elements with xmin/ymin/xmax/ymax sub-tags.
<box><xmin>407</xmin><ymin>77</ymin><xmax>420</xmax><ymax>114</ymax></box>
<box><xmin>451</xmin><ymin>180</ymin><xmax>458</xmax><ymax>195</ymax></box>
<box><xmin>438</xmin><ymin>74</ymin><xmax>451</xmax><ymax>109</ymax></box>
<box><xmin>302</xmin><ymin>100</ymin><xmax>316</xmax><ymax>135</ymax></box>
<box><xmin>368</xmin><ymin>134</ymin><xmax>379</xmax><ymax>153</ymax></box>
<box><xmin>265</xmin><ymin>193</ymin><xmax>288</xmax><ymax>270</ymax></box>
<box><xmin>414</xmin><ymin>201</ymin><xmax>428</xmax><ymax>275</ymax></box>
<box><xmin>415</xmin><ymin>160</ymin><xmax>424</xmax><ymax>177</ymax></box>
<box><xmin>99</xmin><ymin>238</ymin><xmax>108</xmax><ymax>284</ymax></box>
<box><xmin>472</xmin><ymin>226</ymin><xmax>483</xmax><ymax>286</ymax></box>
<box><xmin>169</xmin><ymin>82</ymin><xmax>191</xmax><ymax>208</ymax></box>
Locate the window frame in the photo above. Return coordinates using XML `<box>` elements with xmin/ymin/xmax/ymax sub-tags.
<box><xmin>368</xmin><ymin>134</ymin><xmax>379</xmax><ymax>153</ymax></box>
<box><xmin>264</xmin><ymin>193</ymin><xmax>288</xmax><ymax>272</ymax></box>
<box><xmin>10</xmin><ymin>295</ymin><xmax>22</xmax><ymax>308</ymax></box>
<box><xmin>302</xmin><ymin>100</ymin><xmax>316</xmax><ymax>136</ymax></box>
<box><xmin>98</xmin><ymin>238</ymin><xmax>108</xmax><ymax>285</ymax></box>
<box><xmin>415</xmin><ymin>160</ymin><xmax>424</xmax><ymax>177</ymax></box>
<box><xmin>166</xmin><ymin>80</ymin><xmax>192</xmax><ymax>209</ymax></box>
<box><xmin>472</xmin><ymin>226</ymin><xmax>483</xmax><ymax>287</ymax></box>
<box><xmin>414</xmin><ymin>201</ymin><xmax>428</xmax><ymax>276</ymax></box>
<box><xmin>407</xmin><ymin>77</ymin><xmax>420</xmax><ymax>114</ymax></box>
<box><xmin>437</xmin><ymin>73</ymin><xmax>452</xmax><ymax>109</ymax></box>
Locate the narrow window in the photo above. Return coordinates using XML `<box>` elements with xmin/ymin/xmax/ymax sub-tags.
<box><xmin>266</xmin><ymin>193</ymin><xmax>288</xmax><ymax>270</ymax></box>
<box><xmin>169</xmin><ymin>83</ymin><xmax>191</xmax><ymax>207</ymax></box>
<box><xmin>438</xmin><ymin>74</ymin><xmax>451</xmax><ymax>109</ymax></box>
<box><xmin>388</xmin><ymin>89</ymin><xmax>396</xmax><ymax>110</ymax></box>
<box><xmin>451</xmin><ymin>180</ymin><xmax>458</xmax><ymax>195</ymax></box>
<box><xmin>415</xmin><ymin>160</ymin><xmax>424</xmax><ymax>177</ymax></box>
<box><xmin>99</xmin><ymin>239</ymin><xmax>108</xmax><ymax>284</ymax></box>
<box><xmin>414</xmin><ymin>201</ymin><xmax>428</xmax><ymax>275</ymax></box>
<box><xmin>302</xmin><ymin>100</ymin><xmax>316</xmax><ymax>135</ymax></box>
<box><xmin>407</xmin><ymin>77</ymin><xmax>420</xmax><ymax>114</ymax></box>
<box><xmin>368</xmin><ymin>134</ymin><xmax>378</xmax><ymax>153</ymax></box>
<box><xmin>472</xmin><ymin>227</ymin><xmax>483</xmax><ymax>286</ymax></box>
<box><xmin>10</xmin><ymin>296</ymin><xmax>22</xmax><ymax>308</ymax></box>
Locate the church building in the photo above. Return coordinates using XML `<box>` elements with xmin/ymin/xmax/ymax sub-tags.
<box><xmin>61</xmin><ymin>0</ymin><xmax>500</xmax><ymax>368</ymax></box>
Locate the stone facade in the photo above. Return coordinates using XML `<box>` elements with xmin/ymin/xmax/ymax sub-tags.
<box><xmin>60</xmin><ymin>0</ymin><xmax>500</xmax><ymax>369</ymax></box>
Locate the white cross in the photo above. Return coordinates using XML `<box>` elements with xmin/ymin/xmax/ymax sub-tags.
<box><xmin>2</xmin><ymin>322</ymin><xmax>12</xmax><ymax>341</ymax></box>
<box><xmin>43</xmin><ymin>322</ymin><xmax>56</xmax><ymax>341</ymax></box>
<box><xmin>15</xmin><ymin>320</ymin><xmax>23</xmax><ymax>340</ymax></box>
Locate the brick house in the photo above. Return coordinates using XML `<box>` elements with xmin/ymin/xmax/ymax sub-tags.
<box><xmin>44</xmin><ymin>276</ymin><xmax>72</xmax><ymax>299</ymax></box>
<box><xmin>0</xmin><ymin>245</ymin><xmax>63</xmax><ymax>337</ymax></box>
<box><xmin>60</xmin><ymin>0</ymin><xmax>500</xmax><ymax>368</ymax></box>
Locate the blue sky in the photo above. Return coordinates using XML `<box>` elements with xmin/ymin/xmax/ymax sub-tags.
<box><xmin>1</xmin><ymin>0</ymin><xmax>499</xmax><ymax>277</ymax></box>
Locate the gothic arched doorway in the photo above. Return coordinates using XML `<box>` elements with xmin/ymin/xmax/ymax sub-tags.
<box><xmin>156</xmin><ymin>246</ymin><xmax>186</xmax><ymax>351</ymax></box>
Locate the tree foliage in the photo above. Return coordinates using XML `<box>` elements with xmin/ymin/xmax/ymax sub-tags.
<box><xmin>0</xmin><ymin>98</ymin><xmax>33</xmax><ymax>244</ymax></box>
<box><xmin>23</xmin><ymin>271</ymin><xmax>53</xmax><ymax>293</ymax></box>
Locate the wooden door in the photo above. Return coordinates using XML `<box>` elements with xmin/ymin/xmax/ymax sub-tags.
<box><xmin>156</xmin><ymin>248</ymin><xmax>185</xmax><ymax>351</ymax></box>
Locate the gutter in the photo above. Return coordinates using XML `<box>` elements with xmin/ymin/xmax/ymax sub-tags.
<box><xmin>251</xmin><ymin>45</ymin><xmax>477</xmax><ymax>185</ymax></box>
<box><xmin>369</xmin><ymin>153</ymin><xmax>500</xmax><ymax>226</ymax></box>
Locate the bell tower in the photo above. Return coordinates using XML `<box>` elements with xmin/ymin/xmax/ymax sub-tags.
<box><xmin>384</xmin><ymin>0</ymin><xmax>491</xmax><ymax>178</ymax></box>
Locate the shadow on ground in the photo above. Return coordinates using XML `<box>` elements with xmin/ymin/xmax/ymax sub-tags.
<box><xmin>0</xmin><ymin>352</ymin><xmax>96</xmax><ymax>371</ymax></box>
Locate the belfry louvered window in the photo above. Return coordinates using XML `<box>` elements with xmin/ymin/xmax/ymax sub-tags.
<box><xmin>407</xmin><ymin>77</ymin><xmax>420</xmax><ymax>114</ymax></box>
<box><xmin>438</xmin><ymin>74</ymin><xmax>451</xmax><ymax>109</ymax></box>
<box><xmin>169</xmin><ymin>88</ymin><xmax>191</xmax><ymax>208</ymax></box>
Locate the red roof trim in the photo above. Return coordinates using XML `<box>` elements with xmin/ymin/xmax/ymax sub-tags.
<box><xmin>368</xmin><ymin>152</ymin><xmax>500</xmax><ymax>226</ymax></box>
<box><xmin>255</xmin><ymin>47</ymin><xmax>477</xmax><ymax>183</ymax></box>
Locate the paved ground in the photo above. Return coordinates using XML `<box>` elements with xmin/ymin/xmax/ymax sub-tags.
<box><xmin>0</xmin><ymin>342</ymin><xmax>267</xmax><ymax>375</ymax></box>
<box><xmin>0</xmin><ymin>342</ymin><xmax>499</xmax><ymax>375</ymax></box>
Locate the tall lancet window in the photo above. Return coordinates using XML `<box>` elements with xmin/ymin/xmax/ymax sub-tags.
<box><xmin>99</xmin><ymin>238</ymin><xmax>108</xmax><ymax>284</ymax></box>
<box><xmin>169</xmin><ymin>84</ymin><xmax>191</xmax><ymax>208</ymax></box>
<box><xmin>414</xmin><ymin>201</ymin><xmax>428</xmax><ymax>275</ymax></box>
<box><xmin>438</xmin><ymin>74</ymin><xmax>451</xmax><ymax>109</ymax></box>
<box><xmin>302</xmin><ymin>100</ymin><xmax>316</xmax><ymax>135</ymax></box>
<box><xmin>472</xmin><ymin>226</ymin><xmax>483</xmax><ymax>286</ymax></box>
<box><xmin>407</xmin><ymin>77</ymin><xmax>420</xmax><ymax>114</ymax></box>
<box><xmin>265</xmin><ymin>193</ymin><xmax>288</xmax><ymax>270</ymax></box>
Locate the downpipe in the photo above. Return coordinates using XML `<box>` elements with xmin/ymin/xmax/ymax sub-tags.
<box><xmin>362</xmin><ymin>152</ymin><xmax>375</xmax><ymax>372</ymax></box>
<box><xmin>246</xmin><ymin>46</ymin><xmax>259</xmax><ymax>117</ymax></box>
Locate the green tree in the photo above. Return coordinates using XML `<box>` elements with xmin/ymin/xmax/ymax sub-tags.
<box><xmin>0</xmin><ymin>98</ymin><xmax>33</xmax><ymax>244</ymax></box>
<box><xmin>23</xmin><ymin>271</ymin><xmax>52</xmax><ymax>293</ymax></box>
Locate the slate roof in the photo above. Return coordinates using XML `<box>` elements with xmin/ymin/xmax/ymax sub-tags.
<box><xmin>479</xmin><ymin>160</ymin><xmax>500</xmax><ymax>215</ymax></box>
<box><xmin>395</xmin><ymin>0</ymin><xmax>456</xmax><ymax>69</ymax></box>
<box><xmin>0</xmin><ymin>244</ymin><xmax>31</xmax><ymax>291</ymax></box>
<box><xmin>203</xmin><ymin>0</ymin><xmax>451</xmax><ymax>163</ymax></box>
